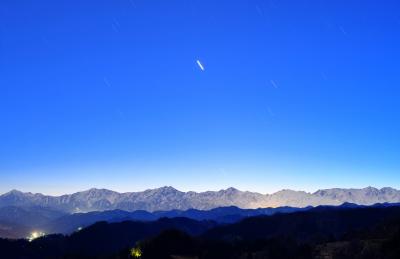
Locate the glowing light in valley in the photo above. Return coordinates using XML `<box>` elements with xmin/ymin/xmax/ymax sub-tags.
<box><xmin>196</xmin><ymin>60</ymin><xmax>205</xmax><ymax>71</ymax></box>
<box><xmin>27</xmin><ymin>231</ymin><xmax>45</xmax><ymax>242</ymax></box>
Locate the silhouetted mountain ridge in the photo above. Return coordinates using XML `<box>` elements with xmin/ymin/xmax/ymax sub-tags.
<box><xmin>42</xmin><ymin>205</ymin><xmax>309</xmax><ymax>235</ymax></box>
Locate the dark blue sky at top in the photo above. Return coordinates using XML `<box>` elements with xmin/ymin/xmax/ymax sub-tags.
<box><xmin>0</xmin><ymin>0</ymin><xmax>399</xmax><ymax>194</ymax></box>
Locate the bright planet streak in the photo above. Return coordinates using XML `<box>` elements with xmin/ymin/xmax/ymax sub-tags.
<box><xmin>196</xmin><ymin>60</ymin><xmax>205</xmax><ymax>71</ymax></box>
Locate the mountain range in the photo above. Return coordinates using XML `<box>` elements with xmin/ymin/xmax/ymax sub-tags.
<box><xmin>1</xmin><ymin>186</ymin><xmax>400</xmax><ymax>213</ymax></box>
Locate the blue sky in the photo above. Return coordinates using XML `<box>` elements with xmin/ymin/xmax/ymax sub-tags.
<box><xmin>1</xmin><ymin>0</ymin><xmax>399</xmax><ymax>195</ymax></box>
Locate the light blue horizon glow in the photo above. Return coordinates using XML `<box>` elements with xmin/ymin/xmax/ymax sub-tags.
<box><xmin>1</xmin><ymin>0</ymin><xmax>400</xmax><ymax>195</ymax></box>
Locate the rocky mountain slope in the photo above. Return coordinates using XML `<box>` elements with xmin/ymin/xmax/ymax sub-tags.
<box><xmin>1</xmin><ymin>186</ymin><xmax>399</xmax><ymax>213</ymax></box>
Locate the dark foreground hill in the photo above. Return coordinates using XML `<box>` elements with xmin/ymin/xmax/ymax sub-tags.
<box><xmin>0</xmin><ymin>217</ymin><xmax>216</xmax><ymax>258</ymax></box>
<box><xmin>1</xmin><ymin>205</ymin><xmax>400</xmax><ymax>258</ymax></box>
<box><xmin>204</xmin><ymin>204</ymin><xmax>400</xmax><ymax>242</ymax></box>
<box><xmin>139</xmin><ymin>206</ymin><xmax>400</xmax><ymax>259</ymax></box>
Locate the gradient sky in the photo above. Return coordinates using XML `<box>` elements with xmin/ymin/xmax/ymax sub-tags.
<box><xmin>1</xmin><ymin>0</ymin><xmax>399</xmax><ymax>195</ymax></box>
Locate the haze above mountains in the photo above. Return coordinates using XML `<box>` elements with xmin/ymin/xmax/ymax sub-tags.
<box><xmin>1</xmin><ymin>186</ymin><xmax>400</xmax><ymax>213</ymax></box>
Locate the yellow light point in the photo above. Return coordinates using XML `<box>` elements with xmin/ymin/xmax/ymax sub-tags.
<box><xmin>130</xmin><ymin>247</ymin><xmax>142</xmax><ymax>258</ymax></box>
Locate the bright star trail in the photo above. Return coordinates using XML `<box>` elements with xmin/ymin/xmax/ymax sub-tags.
<box><xmin>196</xmin><ymin>60</ymin><xmax>205</xmax><ymax>71</ymax></box>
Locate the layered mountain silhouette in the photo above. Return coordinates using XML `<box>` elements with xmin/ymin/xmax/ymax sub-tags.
<box><xmin>0</xmin><ymin>205</ymin><xmax>309</xmax><ymax>238</ymax></box>
<box><xmin>2</xmin><ymin>205</ymin><xmax>400</xmax><ymax>258</ymax></box>
<box><xmin>1</xmin><ymin>186</ymin><xmax>400</xmax><ymax>213</ymax></box>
